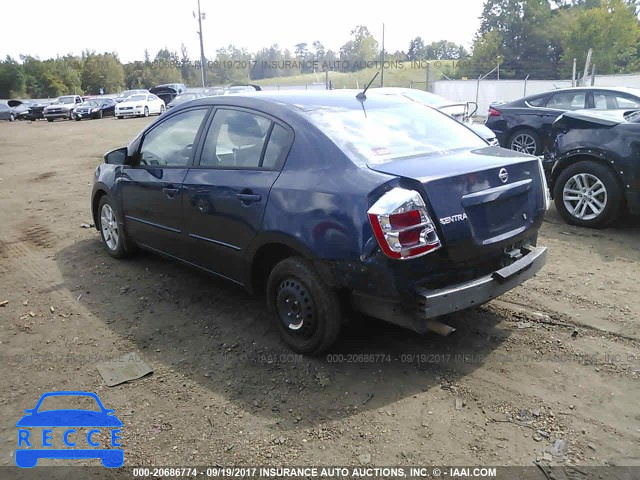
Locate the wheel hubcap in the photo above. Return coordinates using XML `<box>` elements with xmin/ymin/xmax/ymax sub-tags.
<box><xmin>276</xmin><ymin>278</ymin><xmax>315</xmax><ymax>337</ymax></box>
<box><xmin>511</xmin><ymin>133</ymin><xmax>537</xmax><ymax>155</ymax></box>
<box><xmin>100</xmin><ymin>204</ymin><xmax>119</xmax><ymax>251</ymax></box>
<box><xmin>563</xmin><ymin>173</ymin><xmax>607</xmax><ymax>220</ymax></box>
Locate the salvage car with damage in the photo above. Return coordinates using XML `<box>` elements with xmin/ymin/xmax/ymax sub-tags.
<box><xmin>544</xmin><ymin>108</ymin><xmax>640</xmax><ymax>228</ymax></box>
<box><xmin>91</xmin><ymin>89</ymin><xmax>549</xmax><ymax>354</ymax></box>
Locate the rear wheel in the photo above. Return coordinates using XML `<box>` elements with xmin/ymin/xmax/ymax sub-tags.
<box><xmin>98</xmin><ymin>110</ymin><xmax>103</xmax><ymax>119</ymax></box>
<box><xmin>9</xmin><ymin>113</ymin><xmax>15</xmax><ymax>122</ymax></box>
<box><xmin>143</xmin><ymin>106</ymin><xmax>149</xmax><ymax>117</ymax></box>
<box><xmin>266</xmin><ymin>257</ymin><xmax>342</xmax><ymax>355</ymax></box>
<box><xmin>159</xmin><ymin>104</ymin><xmax>165</xmax><ymax>115</ymax></box>
<box><xmin>508</xmin><ymin>129</ymin><xmax>541</xmax><ymax>156</ymax></box>
<box><xmin>553</xmin><ymin>160</ymin><xmax>622</xmax><ymax>229</ymax></box>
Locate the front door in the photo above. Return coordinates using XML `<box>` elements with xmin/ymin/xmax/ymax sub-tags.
<box><xmin>120</xmin><ymin>107</ymin><xmax>210</xmax><ymax>258</ymax></box>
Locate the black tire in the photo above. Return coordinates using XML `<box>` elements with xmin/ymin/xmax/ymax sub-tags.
<box><xmin>553</xmin><ymin>160</ymin><xmax>622</xmax><ymax>229</ymax></box>
<box><xmin>117</xmin><ymin>116</ymin><xmax>123</xmax><ymax>119</ymax></box>
<box><xmin>74</xmin><ymin>117</ymin><xmax>81</xmax><ymax>121</ymax></box>
<box><xmin>143</xmin><ymin>106</ymin><xmax>149</xmax><ymax>117</ymax></box>
<box><xmin>47</xmin><ymin>118</ymin><xmax>53</xmax><ymax>122</ymax></box>
<box><xmin>97</xmin><ymin>196</ymin><xmax>135</xmax><ymax>258</ymax></box>
<box><xmin>159</xmin><ymin>105</ymin><xmax>165</xmax><ymax>115</ymax></box>
<box><xmin>266</xmin><ymin>257</ymin><xmax>342</xmax><ymax>355</ymax></box>
<box><xmin>98</xmin><ymin>110</ymin><xmax>103</xmax><ymax>119</ymax></box>
<box><xmin>9</xmin><ymin>113</ymin><xmax>15</xmax><ymax>122</ymax></box>
<box><xmin>508</xmin><ymin>128</ymin><xmax>542</xmax><ymax>156</ymax></box>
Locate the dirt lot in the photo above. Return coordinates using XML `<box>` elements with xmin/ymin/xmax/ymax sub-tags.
<box><xmin>0</xmin><ymin>117</ymin><xmax>639</xmax><ymax>472</ymax></box>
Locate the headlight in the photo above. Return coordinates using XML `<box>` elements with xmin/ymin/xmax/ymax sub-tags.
<box><xmin>92</xmin><ymin>108</ymin><xmax>99</xmax><ymax>112</ymax></box>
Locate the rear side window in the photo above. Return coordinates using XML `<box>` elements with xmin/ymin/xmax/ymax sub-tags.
<box><xmin>200</xmin><ymin>109</ymin><xmax>275</xmax><ymax>169</ymax></box>
<box><xmin>262</xmin><ymin>124</ymin><xmax>294</xmax><ymax>169</ymax></box>
<box><xmin>547</xmin><ymin>92</ymin><xmax>586</xmax><ymax>110</ymax></box>
<box><xmin>526</xmin><ymin>96</ymin><xmax>547</xmax><ymax>107</ymax></box>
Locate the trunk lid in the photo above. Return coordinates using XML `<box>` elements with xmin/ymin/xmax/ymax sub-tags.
<box><xmin>368</xmin><ymin>146</ymin><xmax>545</xmax><ymax>255</ymax></box>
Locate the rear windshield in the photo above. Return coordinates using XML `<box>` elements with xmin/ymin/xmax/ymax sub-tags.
<box><xmin>307</xmin><ymin>104</ymin><xmax>486</xmax><ymax>164</ymax></box>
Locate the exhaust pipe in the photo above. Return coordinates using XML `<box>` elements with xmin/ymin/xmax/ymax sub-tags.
<box><xmin>425</xmin><ymin>320</ymin><xmax>456</xmax><ymax>336</ymax></box>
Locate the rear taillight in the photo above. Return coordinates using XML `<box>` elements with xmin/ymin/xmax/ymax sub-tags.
<box><xmin>488</xmin><ymin>107</ymin><xmax>501</xmax><ymax>117</ymax></box>
<box><xmin>367</xmin><ymin>188</ymin><xmax>441</xmax><ymax>260</ymax></box>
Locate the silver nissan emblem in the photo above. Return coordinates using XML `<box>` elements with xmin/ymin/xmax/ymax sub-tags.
<box><xmin>498</xmin><ymin>168</ymin><xmax>509</xmax><ymax>183</ymax></box>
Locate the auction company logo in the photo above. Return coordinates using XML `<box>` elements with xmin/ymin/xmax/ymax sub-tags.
<box><xmin>15</xmin><ymin>391</ymin><xmax>123</xmax><ymax>468</ymax></box>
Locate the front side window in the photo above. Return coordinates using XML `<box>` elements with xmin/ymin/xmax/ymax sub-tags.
<box><xmin>138</xmin><ymin>109</ymin><xmax>208</xmax><ymax>167</ymax></box>
<box><xmin>200</xmin><ymin>109</ymin><xmax>271</xmax><ymax>168</ymax></box>
<box><xmin>308</xmin><ymin>103</ymin><xmax>486</xmax><ymax>164</ymax></box>
<box><xmin>547</xmin><ymin>92</ymin><xmax>586</xmax><ymax>110</ymax></box>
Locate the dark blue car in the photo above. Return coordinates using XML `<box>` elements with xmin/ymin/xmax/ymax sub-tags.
<box><xmin>92</xmin><ymin>90</ymin><xmax>549</xmax><ymax>354</ymax></box>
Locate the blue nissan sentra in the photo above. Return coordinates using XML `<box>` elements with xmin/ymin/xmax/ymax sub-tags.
<box><xmin>92</xmin><ymin>89</ymin><xmax>549</xmax><ymax>354</ymax></box>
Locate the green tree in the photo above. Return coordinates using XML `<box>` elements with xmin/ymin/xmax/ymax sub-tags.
<box><xmin>0</xmin><ymin>56</ymin><xmax>26</xmax><ymax>98</ymax></box>
<box><xmin>561</xmin><ymin>0</ymin><xmax>640</xmax><ymax>74</ymax></box>
<box><xmin>81</xmin><ymin>53</ymin><xmax>125</xmax><ymax>94</ymax></box>
<box><xmin>339</xmin><ymin>26</ymin><xmax>379</xmax><ymax>71</ymax></box>
<box><xmin>408</xmin><ymin>37</ymin><xmax>426</xmax><ymax>60</ymax></box>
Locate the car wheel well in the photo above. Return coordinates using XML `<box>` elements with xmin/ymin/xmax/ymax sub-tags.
<box><xmin>251</xmin><ymin>243</ymin><xmax>301</xmax><ymax>295</ymax></box>
<box><xmin>551</xmin><ymin>154</ymin><xmax>622</xmax><ymax>196</ymax></box>
<box><xmin>92</xmin><ymin>190</ymin><xmax>108</xmax><ymax>230</ymax></box>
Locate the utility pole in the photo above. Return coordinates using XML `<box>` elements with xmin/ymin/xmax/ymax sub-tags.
<box><xmin>590</xmin><ymin>64</ymin><xmax>596</xmax><ymax>86</ymax></box>
<box><xmin>196</xmin><ymin>0</ymin><xmax>207</xmax><ymax>87</ymax></box>
<box><xmin>581</xmin><ymin>48</ymin><xmax>592</xmax><ymax>87</ymax></box>
<box><xmin>380</xmin><ymin>23</ymin><xmax>385</xmax><ymax>87</ymax></box>
<box><xmin>572</xmin><ymin>58</ymin><xmax>577</xmax><ymax>87</ymax></box>
<box><xmin>497</xmin><ymin>58</ymin><xmax>500</xmax><ymax>80</ymax></box>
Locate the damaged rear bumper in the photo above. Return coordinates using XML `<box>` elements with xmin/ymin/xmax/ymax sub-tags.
<box><xmin>351</xmin><ymin>246</ymin><xmax>547</xmax><ymax>333</ymax></box>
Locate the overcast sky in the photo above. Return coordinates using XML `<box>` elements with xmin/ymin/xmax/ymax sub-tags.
<box><xmin>0</xmin><ymin>0</ymin><xmax>484</xmax><ymax>63</ymax></box>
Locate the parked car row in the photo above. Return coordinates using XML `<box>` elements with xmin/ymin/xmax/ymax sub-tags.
<box><xmin>1</xmin><ymin>84</ymin><xmax>263</xmax><ymax>123</ymax></box>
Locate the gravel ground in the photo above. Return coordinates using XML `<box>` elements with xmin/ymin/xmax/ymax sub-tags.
<box><xmin>0</xmin><ymin>117</ymin><xmax>638</xmax><ymax>473</ymax></box>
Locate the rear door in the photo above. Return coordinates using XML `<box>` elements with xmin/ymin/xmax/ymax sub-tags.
<box><xmin>182</xmin><ymin>107</ymin><xmax>293</xmax><ymax>283</ymax></box>
<box><xmin>120</xmin><ymin>107</ymin><xmax>210</xmax><ymax>258</ymax></box>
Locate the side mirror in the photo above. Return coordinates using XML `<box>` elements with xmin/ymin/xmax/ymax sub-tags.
<box><xmin>104</xmin><ymin>147</ymin><xmax>128</xmax><ymax>165</ymax></box>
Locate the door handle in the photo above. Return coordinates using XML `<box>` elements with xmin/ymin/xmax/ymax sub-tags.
<box><xmin>236</xmin><ymin>193</ymin><xmax>262</xmax><ymax>203</ymax></box>
<box><xmin>163</xmin><ymin>187</ymin><xmax>180</xmax><ymax>199</ymax></box>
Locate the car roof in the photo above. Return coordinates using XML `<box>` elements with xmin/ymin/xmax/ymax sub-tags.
<box><xmin>528</xmin><ymin>86</ymin><xmax>640</xmax><ymax>97</ymax></box>
<box><xmin>184</xmin><ymin>89</ymin><xmax>415</xmax><ymax>113</ymax></box>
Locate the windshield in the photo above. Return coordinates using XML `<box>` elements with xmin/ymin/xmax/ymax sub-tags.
<box><xmin>82</xmin><ymin>100</ymin><xmax>100</xmax><ymax>107</ymax></box>
<box><xmin>58</xmin><ymin>96</ymin><xmax>75</xmax><ymax>104</ymax></box>
<box><xmin>128</xmin><ymin>95</ymin><xmax>147</xmax><ymax>102</ymax></box>
<box><xmin>308</xmin><ymin>104</ymin><xmax>486</xmax><ymax>164</ymax></box>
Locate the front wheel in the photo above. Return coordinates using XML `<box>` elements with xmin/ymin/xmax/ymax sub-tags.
<box><xmin>266</xmin><ymin>257</ymin><xmax>342</xmax><ymax>355</ymax></box>
<box><xmin>508</xmin><ymin>129</ymin><xmax>541</xmax><ymax>156</ymax></box>
<box><xmin>98</xmin><ymin>196</ymin><xmax>134</xmax><ymax>258</ymax></box>
<box><xmin>553</xmin><ymin>160</ymin><xmax>622</xmax><ymax>229</ymax></box>
<box><xmin>159</xmin><ymin>105</ymin><xmax>165</xmax><ymax>115</ymax></box>
<box><xmin>143</xmin><ymin>106</ymin><xmax>149</xmax><ymax>117</ymax></box>
<box><xmin>9</xmin><ymin>113</ymin><xmax>15</xmax><ymax>122</ymax></box>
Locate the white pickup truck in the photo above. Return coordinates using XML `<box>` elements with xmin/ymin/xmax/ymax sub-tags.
<box><xmin>43</xmin><ymin>95</ymin><xmax>83</xmax><ymax>121</ymax></box>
